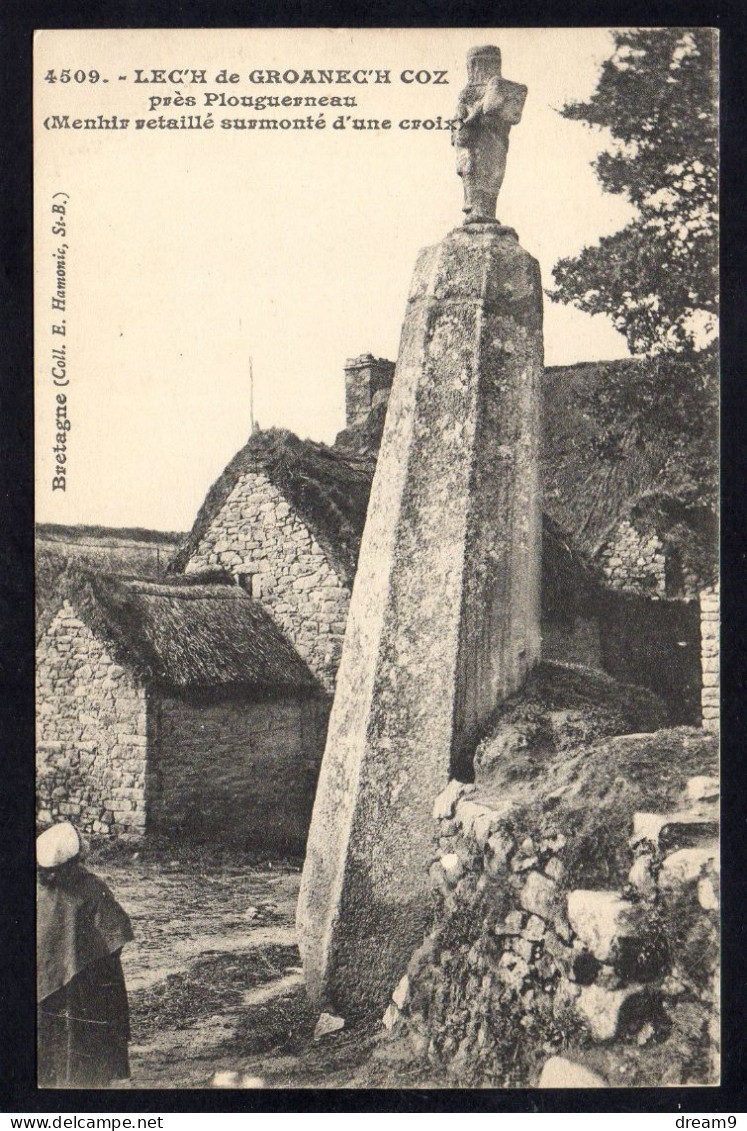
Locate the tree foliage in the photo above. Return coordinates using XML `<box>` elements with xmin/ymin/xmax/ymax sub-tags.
<box><xmin>551</xmin><ymin>28</ymin><xmax>718</xmax><ymax>355</ymax></box>
<box><xmin>550</xmin><ymin>29</ymin><xmax>718</xmax><ymax>513</ymax></box>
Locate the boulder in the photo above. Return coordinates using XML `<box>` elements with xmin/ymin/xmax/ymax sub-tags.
<box><xmin>538</xmin><ymin>1056</ymin><xmax>607</xmax><ymax>1088</ymax></box>
<box><xmin>576</xmin><ymin>982</ymin><xmax>644</xmax><ymax>1041</ymax></box>
<box><xmin>392</xmin><ymin>975</ymin><xmax>410</xmax><ymax>1009</ymax></box>
<box><xmin>472</xmin><ymin>810</ymin><xmax>500</xmax><ymax>848</ymax></box>
<box><xmin>497</xmin><ymin>951</ymin><xmax>531</xmax><ymax>992</ymax></box>
<box><xmin>454</xmin><ymin>798</ymin><xmax>499</xmax><ymax>841</ymax></box>
<box><xmin>544</xmin><ymin>857</ymin><xmax>565</xmax><ymax>882</ymax></box>
<box><xmin>212</xmin><ymin>1071</ymin><xmax>240</xmax><ymax>1088</ymax></box>
<box><xmin>313</xmin><ymin>1012</ymin><xmax>345</xmax><ymax>1040</ymax></box>
<box><xmin>382</xmin><ymin>1003</ymin><xmax>401</xmax><ymax>1033</ymax></box>
<box><xmin>486</xmin><ymin>831</ymin><xmax>515</xmax><ymax>873</ymax></box>
<box><xmin>432</xmin><ymin>779</ymin><xmax>466</xmax><ymax>820</ymax></box>
<box><xmin>659</xmin><ymin>844</ymin><xmax>718</xmax><ymax>889</ymax></box>
<box><xmin>522</xmin><ymin>914</ymin><xmax>546</xmax><ymax>942</ymax></box>
<box><xmin>567</xmin><ymin>890</ymin><xmax>645</xmax><ymax>963</ymax></box>
<box><xmin>440</xmin><ymin>853</ymin><xmax>464</xmax><ymax>885</ymax></box>
<box><xmin>519</xmin><ymin>871</ymin><xmax>559</xmax><ymax>920</ymax></box>
<box><xmin>632</xmin><ymin>810</ymin><xmax>718</xmax><ymax>851</ymax></box>
<box><xmin>685</xmin><ymin>776</ymin><xmax>719</xmax><ymax>803</ymax></box>
<box><xmin>498</xmin><ymin>909</ymin><xmax>526</xmax><ymax>936</ymax></box>
<box><xmin>698</xmin><ymin>874</ymin><xmax>719</xmax><ymax>911</ymax></box>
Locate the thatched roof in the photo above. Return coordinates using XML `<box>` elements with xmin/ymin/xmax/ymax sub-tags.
<box><xmin>175</xmin><ymin>354</ymin><xmax>719</xmax><ymax>608</ymax></box>
<box><xmin>170</xmin><ymin>420</ymin><xmax>600</xmax><ymax>615</ymax></box>
<box><xmin>38</xmin><ymin>569</ymin><xmax>320</xmax><ymax>696</ymax></box>
<box><xmin>333</xmin><ymin>399</ymin><xmax>388</xmax><ymax>461</ymax></box>
<box><xmin>175</xmin><ymin>360</ymin><xmax>709</xmax><ymax>589</ymax></box>
<box><xmin>169</xmin><ymin>428</ymin><xmax>372</xmax><ymax>587</ymax></box>
<box><xmin>542</xmin><ymin>361</ymin><xmax>709</xmax><ymax>552</ymax></box>
<box><xmin>330</xmin><ymin>357</ymin><xmax>689</xmax><ymax>563</ymax></box>
<box><xmin>36</xmin><ymin>523</ymin><xmax>184</xmax><ymax>545</ymax></box>
<box><xmin>543</xmin><ymin>360</ymin><xmax>655</xmax><ymax>553</ymax></box>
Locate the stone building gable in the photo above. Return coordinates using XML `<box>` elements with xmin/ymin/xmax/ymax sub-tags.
<box><xmin>36</xmin><ymin>601</ymin><xmax>148</xmax><ymax>836</ymax></box>
<box><xmin>597</xmin><ymin>510</ymin><xmax>712</xmax><ymax>602</ymax></box>
<box><xmin>183</xmin><ymin>471</ymin><xmax>350</xmax><ymax>692</ymax></box>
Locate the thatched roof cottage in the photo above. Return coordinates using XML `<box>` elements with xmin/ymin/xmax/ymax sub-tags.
<box><xmin>169</xmin><ymin>437</ymin><xmax>605</xmax><ymax>687</ymax></box>
<box><xmin>169</xmin><ymin>429</ymin><xmax>374</xmax><ymax>693</ymax></box>
<box><xmin>542</xmin><ymin>359</ymin><xmax>718</xmax><ymax>730</ymax></box>
<box><xmin>541</xmin><ymin>360</ymin><xmax>717</xmax><ymax>600</ymax></box>
<box><xmin>169</xmin><ymin>355</ymin><xmax>713</xmax><ymax>724</ymax></box>
<box><xmin>36</xmin><ymin>570</ymin><xmax>329</xmax><ymax>849</ymax></box>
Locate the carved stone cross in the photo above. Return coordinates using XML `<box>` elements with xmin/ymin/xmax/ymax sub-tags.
<box><xmin>452</xmin><ymin>45</ymin><xmax>527</xmax><ymax>223</ymax></box>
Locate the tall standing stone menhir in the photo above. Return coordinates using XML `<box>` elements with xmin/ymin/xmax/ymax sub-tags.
<box><xmin>297</xmin><ymin>45</ymin><xmax>543</xmax><ymax>1017</ymax></box>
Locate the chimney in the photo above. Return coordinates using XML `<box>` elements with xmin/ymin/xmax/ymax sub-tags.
<box><xmin>344</xmin><ymin>353</ymin><xmax>395</xmax><ymax>429</ymax></box>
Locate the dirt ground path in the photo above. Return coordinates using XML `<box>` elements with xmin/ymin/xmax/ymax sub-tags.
<box><xmin>96</xmin><ymin>850</ymin><xmax>391</xmax><ymax>1090</ymax></box>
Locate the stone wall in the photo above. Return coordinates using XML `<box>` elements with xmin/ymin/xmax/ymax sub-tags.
<box><xmin>700</xmin><ymin>584</ymin><xmax>719</xmax><ymax>732</ymax></box>
<box><xmin>183</xmin><ymin>472</ymin><xmax>350</xmax><ymax>692</ymax></box>
<box><xmin>381</xmin><ymin>758</ymin><xmax>719</xmax><ymax>1088</ymax></box>
<box><xmin>147</xmin><ymin>692</ymin><xmax>330</xmax><ymax>852</ymax></box>
<box><xmin>598</xmin><ymin>519</ymin><xmax>667</xmax><ymax>596</ymax></box>
<box><xmin>36</xmin><ymin>602</ymin><xmax>148</xmax><ymax>836</ymax></box>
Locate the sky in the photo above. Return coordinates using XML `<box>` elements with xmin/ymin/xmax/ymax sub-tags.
<box><xmin>34</xmin><ymin>27</ymin><xmax>637</xmax><ymax>532</ymax></box>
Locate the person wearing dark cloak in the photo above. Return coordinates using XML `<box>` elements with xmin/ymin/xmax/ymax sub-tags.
<box><xmin>37</xmin><ymin>822</ymin><xmax>134</xmax><ymax>1088</ymax></box>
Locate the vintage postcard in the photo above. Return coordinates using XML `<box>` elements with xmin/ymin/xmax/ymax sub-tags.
<box><xmin>34</xmin><ymin>27</ymin><xmax>719</xmax><ymax>1091</ymax></box>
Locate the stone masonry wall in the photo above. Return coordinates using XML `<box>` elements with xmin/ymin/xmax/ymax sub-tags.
<box><xmin>700</xmin><ymin>584</ymin><xmax>719</xmax><ymax>732</ymax></box>
<box><xmin>382</xmin><ymin>768</ymin><xmax>720</xmax><ymax>1088</ymax></box>
<box><xmin>184</xmin><ymin>472</ymin><xmax>350</xmax><ymax>692</ymax></box>
<box><xmin>598</xmin><ymin>519</ymin><xmax>667</xmax><ymax>596</ymax></box>
<box><xmin>147</xmin><ymin>693</ymin><xmax>330</xmax><ymax>852</ymax></box>
<box><xmin>36</xmin><ymin>602</ymin><xmax>148</xmax><ymax>836</ymax></box>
